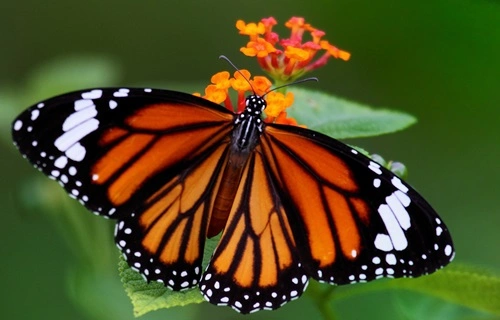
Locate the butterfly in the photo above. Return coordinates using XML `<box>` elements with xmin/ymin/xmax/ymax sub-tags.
<box><xmin>12</xmin><ymin>87</ymin><xmax>454</xmax><ymax>314</ymax></box>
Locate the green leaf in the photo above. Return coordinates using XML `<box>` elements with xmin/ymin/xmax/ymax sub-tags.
<box><xmin>119</xmin><ymin>258</ymin><xmax>204</xmax><ymax>317</ymax></box>
<box><xmin>334</xmin><ymin>263</ymin><xmax>500</xmax><ymax>316</ymax></box>
<box><xmin>119</xmin><ymin>235</ymin><xmax>220</xmax><ymax>317</ymax></box>
<box><xmin>288</xmin><ymin>88</ymin><xmax>417</xmax><ymax>139</ymax></box>
<box><xmin>390</xmin><ymin>264</ymin><xmax>500</xmax><ymax>316</ymax></box>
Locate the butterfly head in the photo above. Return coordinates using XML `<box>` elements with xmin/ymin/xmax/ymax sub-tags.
<box><xmin>245</xmin><ymin>94</ymin><xmax>266</xmax><ymax>115</ymax></box>
<box><xmin>235</xmin><ymin>94</ymin><xmax>266</xmax><ymax>125</ymax></box>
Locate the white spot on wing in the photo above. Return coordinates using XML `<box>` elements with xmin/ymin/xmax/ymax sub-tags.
<box><xmin>386</xmin><ymin>193</ymin><xmax>411</xmax><ymax>230</ymax></box>
<box><xmin>436</xmin><ymin>226</ymin><xmax>443</xmax><ymax>236</ymax></box>
<box><xmin>31</xmin><ymin>109</ymin><xmax>40</xmax><ymax>121</ymax></box>
<box><xmin>68</xmin><ymin>166</ymin><xmax>77</xmax><ymax>176</ymax></box>
<box><xmin>74</xmin><ymin>99</ymin><xmax>94</xmax><ymax>111</ymax></box>
<box><xmin>113</xmin><ymin>88</ymin><xmax>130</xmax><ymax>97</ymax></box>
<box><xmin>81</xmin><ymin>89</ymin><xmax>103</xmax><ymax>99</ymax></box>
<box><xmin>386</xmin><ymin>253</ymin><xmax>397</xmax><ymax>265</ymax></box>
<box><xmin>378</xmin><ymin>204</ymin><xmax>408</xmax><ymax>250</ymax></box>
<box><xmin>13</xmin><ymin>120</ymin><xmax>22</xmax><ymax>131</ymax></box>
<box><xmin>374</xmin><ymin>234</ymin><xmax>393</xmax><ymax>252</ymax></box>
<box><xmin>444</xmin><ymin>245</ymin><xmax>453</xmax><ymax>256</ymax></box>
<box><xmin>369</xmin><ymin>161</ymin><xmax>382</xmax><ymax>175</ymax></box>
<box><xmin>109</xmin><ymin>100</ymin><xmax>118</xmax><ymax>109</ymax></box>
<box><xmin>62</xmin><ymin>105</ymin><xmax>98</xmax><ymax>131</ymax></box>
<box><xmin>65</xmin><ymin>143</ymin><xmax>86</xmax><ymax>161</ymax></box>
<box><xmin>391</xmin><ymin>176</ymin><xmax>409</xmax><ymax>193</ymax></box>
<box><xmin>54</xmin><ymin>156</ymin><xmax>68</xmax><ymax>169</ymax></box>
<box><xmin>60</xmin><ymin>174</ymin><xmax>69</xmax><ymax>184</ymax></box>
<box><xmin>373</xmin><ymin>178</ymin><xmax>381</xmax><ymax>188</ymax></box>
<box><xmin>395</xmin><ymin>190</ymin><xmax>411</xmax><ymax>207</ymax></box>
<box><xmin>54</xmin><ymin>118</ymin><xmax>99</xmax><ymax>152</ymax></box>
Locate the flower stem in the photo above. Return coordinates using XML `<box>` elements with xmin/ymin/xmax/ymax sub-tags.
<box><xmin>308</xmin><ymin>281</ymin><xmax>338</xmax><ymax>320</ymax></box>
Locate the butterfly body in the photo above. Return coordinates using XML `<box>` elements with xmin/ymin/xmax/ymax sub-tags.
<box><xmin>12</xmin><ymin>87</ymin><xmax>454</xmax><ymax>314</ymax></box>
<box><xmin>209</xmin><ymin>95</ymin><xmax>265</xmax><ymax>237</ymax></box>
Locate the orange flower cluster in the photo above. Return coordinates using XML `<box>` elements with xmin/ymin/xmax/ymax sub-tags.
<box><xmin>237</xmin><ymin>17</ymin><xmax>351</xmax><ymax>84</ymax></box>
<box><xmin>195</xmin><ymin>17</ymin><xmax>350</xmax><ymax>126</ymax></box>
<box><xmin>194</xmin><ymin>70</ymin><xmax>296</xmax><ymax>124</ymax></box>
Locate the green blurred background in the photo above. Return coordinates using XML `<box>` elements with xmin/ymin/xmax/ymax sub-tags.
<box><xmin>1</xmin><ymin>1</ymin><xmax>499</xmax><ymax>319</ymax></box>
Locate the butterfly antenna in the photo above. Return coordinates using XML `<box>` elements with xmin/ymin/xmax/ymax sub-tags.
<box><xmin>219</xmin><ymin>55</ymin><xmax>256</xmax><ymax>94</ymax></box>
<box><xmin>262</xmin><ymin>77</ymin><xmax>318</xmax><ymax>98</ymax></box>
<box><xmin>219</xmin><ymin>55</ymin><xmax>318</xmax><ymax>97</ymax></box>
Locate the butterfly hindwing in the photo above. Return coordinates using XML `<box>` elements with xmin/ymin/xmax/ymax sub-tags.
<box><xmin>115</xmin><ymin>140</ymin><xmax>230</xmax><ymax>290</ymax></box>
<box><xmin>200</xmin><ymin>150</ymin><xmax>308</xmax><ymax>313</ymax></box>
<box><xmin>261</xmin><ymin>124</ymin><xmax>454</xmax><ymax>285</ymax></box>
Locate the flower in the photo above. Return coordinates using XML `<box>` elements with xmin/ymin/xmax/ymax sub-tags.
<box><xmin>196</xmin><ymin>17</ymin><xmax>351</xmax><ymax>127</ymax></box>
<box><xmin>196</xmin><ymin>71</ymin><xmax>297</xmax><ymax>125</ymax></box>
<box><xmin>237</xmin><ymin>17</ymin><xmax>350</xmax><ymax>85</ymax></box>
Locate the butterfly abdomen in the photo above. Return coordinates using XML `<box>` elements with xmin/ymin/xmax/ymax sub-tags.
<box><xmin>209</xmin><ymin>148</ymin><xmax>250</xmax><ymax>237</ymax></box>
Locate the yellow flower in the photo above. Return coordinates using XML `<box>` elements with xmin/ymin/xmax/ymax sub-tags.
<box><xmin>250</xmin><ymin>76</ymin><xmax>272</xmax><ymax>96</ymax></box>
<box><xmin>236</xmin><ymin>20</ymin><xmax>265</xmax><ymax>39</ymax></box>
<box><xmin>210</xmin><ymin>71</ymin><xmax>231</xmax><ymax>90</ymax></box>
<box><xmin>284</xmin><ymin>46</ymin><xmax>310</xmax><ymax>61</ymax></box>
<box><xmin>240</xmin><ymin>38</ymin><xmax>277</xmax><ymax>58</ymax></box>
<box><xmin>264</xmin><ymin>91</ymin><xmax>294</xmax><ymax>117</ymax></box>
<box><xmin>230</xmin><ymin>69</ymin><xmax>252</xmax><ymax>92</ymax></box>
<box><xmin>320</xmin><ymin>40</ymin><xmax>351</xmax><ymax>61</ymax></box>
<box><xmin>204</xmin><ymin>85</ymin><xmax>227</xmax><ymax>104</ymax></box>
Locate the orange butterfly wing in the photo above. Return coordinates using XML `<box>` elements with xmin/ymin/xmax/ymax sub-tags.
<box><xmin>200</xmin><ymin>123</ymin><xmax>454</xmax><ymax>313</ymax></box>
<box><xmin>260</xmin><ymin>125</ymin><xmax>454</xmax><ymax>284</ymax></box>
<box><xmin>200</xmin><ymin>149</ymin><xmax>307</xmax><ymax>313</ymax></box>
<box><xmin>12</xmin><ymin>88</ymin><xmax>235</xmax><ymax>290</ymax></box>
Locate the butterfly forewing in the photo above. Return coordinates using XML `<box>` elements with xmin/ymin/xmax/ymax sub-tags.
<box><xmin>12</xmin><ymin>88</ymin><xmax>234</xmax><ymax>218</ymax></box>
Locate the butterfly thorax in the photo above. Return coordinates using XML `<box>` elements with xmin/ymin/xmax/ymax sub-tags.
<box><xmin>207</xmin><ymin>95</ymin><xmax>266</xmax><ymax>237</ymax></box>
<box><xmin>232</xmin><ymin>95</ymin><xmax>265</xmax><ymax>151</ymax></box>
